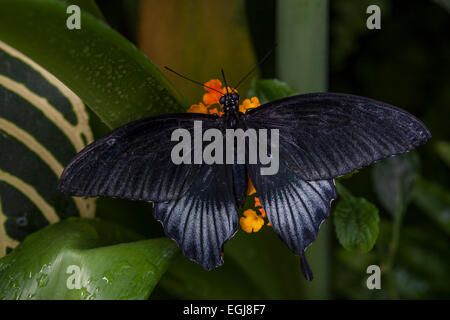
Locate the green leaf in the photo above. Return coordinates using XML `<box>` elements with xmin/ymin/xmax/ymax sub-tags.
<box><xmin>371</xmin><ymin>152</ymin><xmax>420</xmax><ymax>216</ymax></box>
<box><xmin>435</xmin><ymin>141</ymin><xmax>450</xmax><ymax>168</ymax></box>
<box><xmin>248</xmin><ymin>78</ymin><xmax>295</xmax><ymax>104</ymax></box>
<box><xmin>0</xmin><ymin>218</ymin><xmax>177</xmax><ymax>299</ymax></box>
<box><xmin>0</xmin><ymin>0</ymin><xmax>186</xmax><ymax>129</ymax></box>
<box><xmin>334</xmin><ymin>187</ymin><xmax>379</xmax><ymax>253</ymax></box>
<box><xmin>413</xmin><ymin>178</ymin><xmax>450</xmax><ymax>235</ymax></box>
<box><xmin>0</xmin><ymin>40</ymin><xmax>96</xmax><ymax>256</ymax></box>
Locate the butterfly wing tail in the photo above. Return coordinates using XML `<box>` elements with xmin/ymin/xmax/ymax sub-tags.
<box><xmin>300</xmin><ymin>252</ymin><xmax>314</xmax><ymax>281</ymax></box>
<box><xmin>248</xmin><ymin>161</ymin><xmax>337</xmax><ymax>281</ymax></box>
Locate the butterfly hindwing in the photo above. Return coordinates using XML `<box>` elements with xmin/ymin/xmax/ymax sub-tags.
<box><xmin>153</xmin><ymin>162</ymin><xmax>246</xmax><ymax>270</ymax></box>
<box><xmin>58</xmin><ymin>113</ymin><xmax>221</xmax><ymax>202</ymax></box>
<box><xmin>245</xmin><ymin>92</ymin><xmax>431</xmax><ymax>181</ymax></box>
<box><xmin>248</xmin><ymin>161</ymin><xmax>337</xmax><ymax>281</ymax></box>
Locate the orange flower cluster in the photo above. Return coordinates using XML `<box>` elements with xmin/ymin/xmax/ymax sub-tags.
<box><xmin>187</xmin><ymin>79</ymin><xmax>260</xmax><ymax>116</ymax></box>
<box><xmin>187</xmin><ymin>79</ymin><xmax>269</xmax><ymax>234</ymax></box>
<box><xmin>240</xmin><ymin>178</ymin><xmax>271</xmax><ymax>233</ymax></box>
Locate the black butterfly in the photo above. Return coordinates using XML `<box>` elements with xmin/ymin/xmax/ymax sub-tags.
<box><xmin>58</xmin><ymin>90</ymin><xmax>431</xmax><ymax>281</ymax></box>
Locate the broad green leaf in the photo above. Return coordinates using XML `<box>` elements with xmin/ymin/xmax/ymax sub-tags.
<box><xmin>0</xmin><ymin>0</ymin><xmax>185</xmax><ymax>129</ymax></box>
<box><xmin>0</xmin><ymin>41</ymin><xmax>95</xmax><ymax>256</ymax></box>
<box><xmin>138</xmin><ymin>0</ymin><xmax>257</xmax><ymax>104</ymax></box>
<box><xmin>0</xmin><ymin>218</ymin><xmax>177</xmax><ymax>299</ymax></box>
<box><xmin>334</xmin><ymin>186</ymin><xmax>379</xmax><ymax>253</ymax></box>
<box><xmin>248</xmin><ymin>79</ymin><xmax>295</xmax><ymax>104</ymax></box>
<box><xmin>371</xmin><ymin>152</ymin><xmax>420</xmax><ymax>216</ymax></box>
<box><xmin>413</xmin><ymin>178</ymin><xmax>450</xmax><ymax>235</ymax></box>
<box><xmin>435</xmin><ymin>141</ymin><xmax>450</xmax><ymax>168</ymax></box>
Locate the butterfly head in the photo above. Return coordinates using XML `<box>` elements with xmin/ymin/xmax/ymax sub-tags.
<box><xmin>219</xmin><ymin>92</ymin><xmax>240</xmax><ymax>114</ymax></box>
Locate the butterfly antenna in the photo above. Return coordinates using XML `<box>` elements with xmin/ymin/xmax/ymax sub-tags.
<box><xmin>164</xmin><ymin>66</ymin><xmax>224</xmax><ymax>95</ymax></box>
<box><xmin>234</xmin><ymin>43</ymin><xmax>277</xmax><ymax>90</ymax></box>
<box><xmin>221</xmin><ymin>68</ymin><xmax>230</xmax><ymax>95</ymax></box>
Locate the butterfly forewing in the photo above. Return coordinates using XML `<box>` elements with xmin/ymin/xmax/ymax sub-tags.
<box><xmin>245</xmin><ymin>92</ymin><xmax>431</xmax><ymax>181</ymax></box>
<box><xmin>58</xmin><ymin>113</ymin><xmax>221</xmax><ymax>202</ymax></box>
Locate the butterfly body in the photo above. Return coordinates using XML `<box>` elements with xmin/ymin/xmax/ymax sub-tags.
<box><xmin>58</xmin><ymin>92</ymin><xmax>431</xmax><ymax>281</ymax></box>
<box><xmin>220</xmin><ymin>92</ymin><xmax>240</xmax><ymax>113</ymax></box>
<box><xmin>220</xmin><ymin>92</ymin><xmax>242</xmax><ymax>128</ymax></box>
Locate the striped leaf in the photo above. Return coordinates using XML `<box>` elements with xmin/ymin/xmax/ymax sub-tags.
<box><xmin>0</xmin><ymin>40</ymin><xmax>95</xmax><ymax>256</ymax></box>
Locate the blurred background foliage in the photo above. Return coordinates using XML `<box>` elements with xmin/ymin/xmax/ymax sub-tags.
<box><xmin>0</xmin><ymin>0</ymin><xmax>448</xmax><ymax>299</ymax></box>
